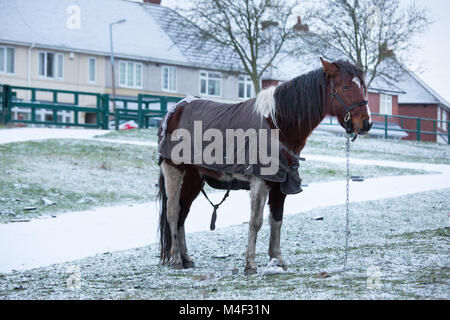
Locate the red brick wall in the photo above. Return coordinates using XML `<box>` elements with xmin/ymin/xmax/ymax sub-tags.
<box><xmin>398</xmin><ymin>104</ymin><xmax>438</xmax><ymax>142</ymax></box>
<box><xmin>368</xmin><ymin>92</ymin><xmax>380</xmax><ymax>113</ymax></box>
<box><xmin>368</xmin><ymin>92</ymin><xmax>400</xmax><ymax>125</ymax></box>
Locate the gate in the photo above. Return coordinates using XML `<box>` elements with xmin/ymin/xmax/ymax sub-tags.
<box><xmin>0</xmin><ymin>84</ymin><xmax>183</xmax><ymax>130</ymax></box>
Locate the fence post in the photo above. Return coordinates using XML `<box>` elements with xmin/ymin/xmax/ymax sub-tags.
<box><xmin>137</xmin><ymin>94</ymin><xmax>143</xmax><ymax>128</ymax></box>
<box><xmin>447</xmin><ymin>121</ymin><xmax>450</xmax><ymax>145</ymax></box>
<box><xmin>115</xmin><ymin>108</ymin><xmax>119</xmax><ymax>131</ymax></box>
<box><xmin>416</xmin><ymin>117</ymin><xmax>421</xmax><ymax>141</ymax></box>
<box><xmin>384</xmin><ymin>114</ymin><xmax>388</xmax><ymax>139</ymax></box>
<box><xmin>1</xmin><ymin>85</ymin><xmax>12</xmax><ymax>124</ymax></box>
<box><xmin>101</xmin><ymin>94</ymin><xmax>110</xmax><ymax>130</ymax></box>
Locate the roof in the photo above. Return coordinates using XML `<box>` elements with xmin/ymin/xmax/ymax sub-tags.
<box><xmin>144</xmin><ymin>4</ymin><xmax>243</xmax><ymax>71</ymax></box>
<box><xmin>396</xmin><ymin>65</ymin><xmax>450</xmax><ymax>110</ymax></box>
<box><xmin>0</xmin><ymin>0</ymin><xmax>241</xmax><ymax>71</ymax></box>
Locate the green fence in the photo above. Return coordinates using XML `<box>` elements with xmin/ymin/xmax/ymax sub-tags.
<box><xmin>322</xmin><ymin>112</ymin><xmax>450</xmax><ymax>144</ymax></box>
<box><xmin>2</xmin><ymin>84</ymin><xmax>449</xmax><ymax>144</ymax></box>
<box><xmin>0</xmin><ymin>84</ymin><xmax>183</xmax><ymax>130</ymax></box>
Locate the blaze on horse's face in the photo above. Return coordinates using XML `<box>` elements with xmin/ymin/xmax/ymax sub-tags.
<box><xmin>321</xmin><ymin>59</ymin><xmax>373</xmax><ymax>135</ymax></box>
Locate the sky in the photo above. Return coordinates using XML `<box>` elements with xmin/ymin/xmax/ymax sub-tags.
<box><xmin>405</xmin><ymin>0</ymin><xmax>450</xmax><ymax>102</ymax></box>
<box><xmin>148</xmin><ymin>0</ymin><xmax>450</xmax><ymax>102</ymax></box>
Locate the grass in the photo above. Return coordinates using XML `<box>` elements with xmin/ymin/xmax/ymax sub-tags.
<box><xmin>94</xmin><ymin>128</ymin><xmax>159</xmax><ymax>143</ymax></box>
<box><xmin>0</xmin><ymin>139</ymin><xmax>161</xmax><ymax>223</ymax></box>
<box><xmin>95</xmin><ymin>129</ymin><xmax>450</xmax><ymax>164</ymax></box>
<box><xmin>1</xmin><ymin>188</ymin><xmax>448</xmax><ymax>299</ymax></box>
<box><xmin>0</xmin><ymin>137</ymin><xmax>431</xmax><ymax>223</ymax></box>
<box><xmin>303</xmin><ymin>132</ymin><xmax>450</xmax><ymax>164</ymax></box>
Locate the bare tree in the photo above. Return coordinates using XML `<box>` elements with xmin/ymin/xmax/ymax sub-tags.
<box><xmin>175</xmin><ymin>0</ymin><xmax>307</xmax><ymax>93</ymax></box>
<box><xmin>299</xmin><ymin>0</ymin><xmax>433</xmax><ymax>87</ymax></box>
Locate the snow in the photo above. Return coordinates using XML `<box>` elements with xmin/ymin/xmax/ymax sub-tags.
<box><xmin>0</xmin><ymin>128</ymin><xmax>449</xmax><ymax>273</ymax></box>
<box><xmin>397</xmin><ymin>65</ymin><xmax>450</xmax><ymax>108</ymax></box>
<box><xmin>262</xmin><ymin>259</ymin><xmax>286</xmax><ymax>276</ymax></box>
<box><xmin>0</xmin><ymin>128</ymin><xmax>109</xmax><ymax>144</ymax></box>
<box><xmin>0</xmin><ymin>0</ymin><xmax>189</xmax><ymax>65</ymax></box>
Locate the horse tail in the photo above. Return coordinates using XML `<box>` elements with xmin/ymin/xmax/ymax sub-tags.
<box><xmin>157</xmin><ymin>159</ymin><xmax>171</xmax><ymax>264</ymax></box>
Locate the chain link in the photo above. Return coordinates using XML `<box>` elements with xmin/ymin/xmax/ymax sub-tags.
<box><xmin>343</xmin><ymin>134</ymin><xmax>351</xmax><ymax>271</ymax></box>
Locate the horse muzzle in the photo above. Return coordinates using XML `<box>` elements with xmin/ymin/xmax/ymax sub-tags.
<box><xmin>360</xmin><ymin>118</ymin><xmax>372</xmax><ymax>134</ymax></box>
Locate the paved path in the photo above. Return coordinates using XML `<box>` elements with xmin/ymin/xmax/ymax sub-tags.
<box><xmin>0</xmin><ymin>128</ymin><xmax>449</xmax><ymax>273</ymax></box>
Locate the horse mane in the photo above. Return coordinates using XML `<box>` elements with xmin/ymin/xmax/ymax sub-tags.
<box><xmin>256</xmin><ymin>60</ymin><xmax>366</xmax><ymax>141</ymax></box>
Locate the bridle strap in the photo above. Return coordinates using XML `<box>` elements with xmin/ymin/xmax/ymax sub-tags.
<box><xmin>329</xmin><ymin>78</ymin><xmax>368</xmax><ymax>134</ymax></box>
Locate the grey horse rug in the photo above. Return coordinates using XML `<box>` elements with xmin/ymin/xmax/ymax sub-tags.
<box><xmin>158</xmin><ymin>98</ymin><xmax>302</xmax><ymax>195</ymax></box>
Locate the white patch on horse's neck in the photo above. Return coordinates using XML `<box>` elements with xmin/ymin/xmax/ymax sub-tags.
<box><xmin>255</xmin><ymin>86</ymin><xmax>276</xmax><ymax>121</ymax></box>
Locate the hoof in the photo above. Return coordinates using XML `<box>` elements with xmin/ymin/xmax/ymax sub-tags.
<box><xmin>278</xmin><ymin>261</ymin><xmax>288</xmax><ymax>271</ymax></box>
<box><xmin>182</xmin><ymin>260</ymin><xmax>195</xmax><ymax>269</ymax></box>
<box><xmin>169</xmin><ymin>260</ymin><xmax>184</xmax><ymax>270</ymax></box>
<box><xmin>244</xmin><ymin>267</ymin><xmax>257</xmax><ymax>276</ymax></box>
<box><xmin>271</xmin><ymin>257</ymin><xmax>288</xmax><ymax>271</ymax></box>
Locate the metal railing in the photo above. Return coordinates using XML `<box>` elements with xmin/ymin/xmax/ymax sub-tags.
<box><xmin>321</xmin><ymin>112</ymin><xmax>450</xmax><ymax>144</ymax></box>
<box><xmin>1</xmin><ymin>84</ymin><xmax>183</xmax><ymax>130</ymax></box>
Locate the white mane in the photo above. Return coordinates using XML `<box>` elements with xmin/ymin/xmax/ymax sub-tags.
<box><xmin>254</xmin><ymin>86</ymin><xmax>277</xmax><ymax>123</ymax></box>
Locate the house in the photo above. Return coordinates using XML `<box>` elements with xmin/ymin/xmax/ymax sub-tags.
<box><xmin>262</xmin><ymin>58</ymin><xmax>407</xmax><ymax>139</ymax></box>
<box><xmin>263</xmin><ymin>57</ymin><xmax>449</xmax><ymax>143</ymax></box>
<box><xmin>396</xmin><ymin>66</ymin><xmax>450</xmax><ymax>143</ymax></box>
<box><xmin>0</xmin><ymin>0</ymin><xmax>252</xmax><ymax>125</ymax></box>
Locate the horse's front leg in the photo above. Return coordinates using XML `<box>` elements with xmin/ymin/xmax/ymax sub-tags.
<box><xmin>245</xmin><ymin>177</ymin><xmax>269</xmax><ymax>275</ymax></box>
<box><xmin>161</xmin><ymin>161</ymin><xmax>185</xmax><ymax>269</ymax></box>
<box><xmin>268</xmin><ymin>183</ymin><xmax>288</xmax><ymax>270</ymax></box>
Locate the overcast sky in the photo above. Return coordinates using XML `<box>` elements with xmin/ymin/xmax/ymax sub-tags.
<box><xmin>156</xmin><ymin>0</ymin><xmax>450</xmax><ymax>102</ymax></box>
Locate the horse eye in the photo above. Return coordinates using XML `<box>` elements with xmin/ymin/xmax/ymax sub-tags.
<box><xmin>342</xmin><ymin>86</ymin><xmax>350</xmax><ymax>91</ymax></box>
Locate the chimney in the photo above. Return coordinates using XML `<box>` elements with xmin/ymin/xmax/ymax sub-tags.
<box><xmin>143</xmin><ymin>0</ymin><xmax>161</xmax><ymax>4</ymax></box>
<box><xmin>293</xmin><ymin>16</ymin><xmax>309</xmax><ymax>32</ymax></box>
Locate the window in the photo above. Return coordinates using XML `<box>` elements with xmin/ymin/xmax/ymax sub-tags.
<box><xmin>119</xmin><ymin>61</ymin><xmax>143</xmax><ymax>88</ymax></box>
<box><xmin>88</xmin><ymin>57</ymin><xmax>96</xmax><ymax>83</ymax></box>
<box><xmin>200</xmin><ymin>71</ymin><xmax>221</xmax><ymax>96</ymax></box>
<box><xmin>162</xmin><ymin>66</ymin><xmax>177</xmax><ymax>92</ymax></box>
<box><xmin>38</xmin><ymin>51</ymin><xmax>64</xmax><ymax>79</ymax></box>
<box><xmin>238</xmin><ymin>75</ymin><xmax>253</xmax><ymax>99</ymax></box>
<box><xmin>379</xmin><ymin>94</ymin><xmax>392</xmax><ymax>115</ymax></box>
<box><xmin>0</xmin><ymin>46</ymin><xmax>15</xmax><ymax>74</ymax></box>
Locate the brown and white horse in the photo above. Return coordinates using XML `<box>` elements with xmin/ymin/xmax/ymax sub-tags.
<box><xmin>157</xmin><ymin>59</ymin><xmax>372</xmax><ymax>275</ymax></box>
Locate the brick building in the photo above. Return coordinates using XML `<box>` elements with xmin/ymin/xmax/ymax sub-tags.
<box><xmin>262</xmin><ymin>60</ymin><xmax>449</xmax><ymax>143</ymax></box>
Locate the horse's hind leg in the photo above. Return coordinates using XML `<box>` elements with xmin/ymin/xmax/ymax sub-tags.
<box><xmin>245</xmin><ymin>177</ymin><xmax>269</xmax><ymax>275</ymax></box>
<box><xmin>268</xmin><ymin>183</ymin><xmax>287</xmax><ymax>270</ymax></box>
<box><xmin>161</xmin><ymin>161</ymin><xmax>185</xmax><ymax>269</ymax></box>
<box><xmin>177</xmin><ymin>167</ymin><xmax>203</xmax><ymax>268</ymax></box>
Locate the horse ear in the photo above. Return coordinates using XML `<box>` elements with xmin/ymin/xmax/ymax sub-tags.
<box><xmin>320</xmin><ymin>58</ymin><xmax>339</xmax><ymax>77</ymax></box>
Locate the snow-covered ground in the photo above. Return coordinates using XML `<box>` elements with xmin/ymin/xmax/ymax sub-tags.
<box><xmin>0</xmin><ymin>128</ymin><xmax>449</xmax><ymax>274</ymax></box>
<box><xmin>1</xmin><ymin>189</ymin><xmax>448</xmax><ymax>299</ymax></box>
<box><xmin>0</xmin><ymin>128</ymin><xmax>110</xmax><ymax>144</ymax></box>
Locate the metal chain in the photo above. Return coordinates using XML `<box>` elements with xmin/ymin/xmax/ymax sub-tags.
<box><xmin>343</xmin><ymin>134</ymin><xmax>351</xmax><ymax>271</ymax></box>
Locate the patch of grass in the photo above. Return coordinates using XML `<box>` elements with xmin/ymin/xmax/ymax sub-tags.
<box><xmin>304</xmin><ymin>133</ymin><xmax>450</xmax><ymax>164</ymax></box>
<box><xmin>94</xmin><ymin>128</ymin><xmax>159</xmax><ymax>143</ymax></box>
<box><xmin>300</xmin><ymin>161</ymin><xmax>429</xmax><ymax>184</ymax></box>
<box><xmin>0</xmin><ymin>139</ymin><xmax>160</xmax><ymax>222</ymax></box>
<box><xmin>0</xmin><ymin>137</ymin><xmax>429</xmax><ymax>223</ymax></box>
<box><xmin>96</xmin><ymin>129</ymin><xmax>450</xmax><ymax>164</ymax></box>
<box><xmin>1</xmin><ymin>189</ymin><xmax>448</xmax><ymax>299</ymax></box>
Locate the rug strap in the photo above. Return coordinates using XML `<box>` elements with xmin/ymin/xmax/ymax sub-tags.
<box><xmin>201</xmin><ymin>181</ymin><xmax>233</xmax><ymax>231</ymax></box>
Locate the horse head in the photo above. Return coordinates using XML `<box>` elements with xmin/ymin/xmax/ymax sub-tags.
<box><xmin>321</xmin><ymin>58</ymin><xmax>373</xmax><ymax>135</ymax></box>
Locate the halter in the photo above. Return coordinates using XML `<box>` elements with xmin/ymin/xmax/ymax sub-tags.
<box><xmin>330</xmin><ymin>78</ymin><xmax>368</xmax><ymax>134</ymax></box>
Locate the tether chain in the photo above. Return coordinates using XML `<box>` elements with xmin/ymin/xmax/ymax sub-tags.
<box><xmin>343</xmin><ymin>134</ymin><xmax>351</xmax><ymax>271</ymax></box>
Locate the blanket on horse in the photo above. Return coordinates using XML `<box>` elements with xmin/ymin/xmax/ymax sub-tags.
<box><xmin>158</xmin><ymin>98</ymin><xmax>302</xmax><ymax>195</ymax></box>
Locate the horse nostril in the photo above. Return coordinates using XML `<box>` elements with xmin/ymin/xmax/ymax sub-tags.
<box><xmin>363</xmin><ymin>119</ymin><xmax>372</xmax><ymax>132</ymax></box>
